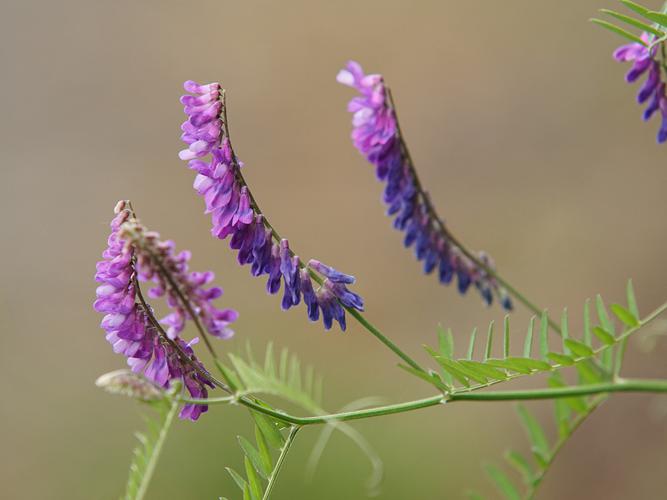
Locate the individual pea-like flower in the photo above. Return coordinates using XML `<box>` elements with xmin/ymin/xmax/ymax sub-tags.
<box><xmin>179</xmin><ymin>80</ymin><xmax>364</xmax><ymax>330</ymax></box>
<box><xmin>337</xmin><ymin>61</ymin><xmax>512</xmax><ymax>310</ymax></box>
<box><xmin>94</xmin><ymin>201</ymin><xmax>230</xmax><ymax>420</ymax></box>
<box><xmin>613</xmin><ymin>34</ymin><xmax>667</xmax><ymax>143</ymax></box>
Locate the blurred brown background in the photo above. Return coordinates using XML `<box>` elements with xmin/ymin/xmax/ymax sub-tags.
<box><xmin>1</xmin><ymin>0</ymin><xmax>667</xmax><ymax>498</ymax></box>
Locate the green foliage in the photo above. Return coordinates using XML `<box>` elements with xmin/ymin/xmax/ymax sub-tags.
<box><xmin>221</xmin><ymin>344</ymin><xmax>383</xmax><ymax>499</ymax></box>
<box><xmin>224</xmin><ymin>342</ymin><xmax>323</xmax><ymax>412</ymax></box>
<box><xmin>591</xmin><ymin>0</ymin><xmax>667</xmax><ymax>47</ymax></box>
<box><xmin>123</xmin><ymin>397</ymin><xmax>179</xmax><ymax>500</ymax></box>
<box><xmin>474</xmin><ymin>281</ymin><xmax>641</xmax><ymax>499</ymax></box>
<box><xmin>226</xmin><ymin>414</ymin><xmax>298</xmax><ymax>500</ymax></box>
<box><xmin>413</xmin><ymin>285</ymin><xmax>643</xmax><ymax>396</ymax></box>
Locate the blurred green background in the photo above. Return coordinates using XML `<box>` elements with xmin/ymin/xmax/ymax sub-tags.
<box><xmin>2</xmin><ymin>0</ymin><xmax>667</xmax><ymax>498</ymax></box>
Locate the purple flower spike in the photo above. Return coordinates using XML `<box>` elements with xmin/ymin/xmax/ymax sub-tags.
<box><xmin>613</xmin><ymin>34</ymin><xmax>667</xmax><ymax>144</ymax></box>
<box><xmin>179</xmin><ymin>80</ymin><xmax>365</xmax><ymax>331</ymax></box>
<box><xmin>95</xmin><ymin>201</ymin><xmax>232</xmax><ymax>420</ymax></box>
<box><xmin>338</xmin><ymin>61</ymin><xmax>512</xmax><ymax>310</ymax></box>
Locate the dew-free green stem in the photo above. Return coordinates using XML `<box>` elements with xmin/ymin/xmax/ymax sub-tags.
<box><xmin>524</xmin><ymin>395</ymin><xmax>606</xmax><ymax>500</ymax></box>
<box><xmin>134</xmin><ymin>399</ymin><xmax>179</xmax><ymax>500</ymax></box>
<box><xmin>182</xmin><ymin>378</ymin><xmax>667</xmax><ymax>426</ymax></box>
<box><xmin>262</xmin><ymin>426</ymin><xmax>300</xmax><ymax>500</ymax></box>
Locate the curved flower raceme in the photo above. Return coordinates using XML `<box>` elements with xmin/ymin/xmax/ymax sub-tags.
<box><xmin>337</xmin><ymin>61</ymin><xmax>512</xmax><ymax>310</ymax></box>
<box><xmin>614</xmin><ymin>34</ymin><xmax>667</xmax><ymax>143</ymax></box>
<box><xmin>179</xmin><ymin>80</ymin><xmax>364</xmax><ymax>331</ymax></box>
<box><xmin>94</xmin><ymin>201</ymin><xmax>233</xmax><ymax>420</ymax></box>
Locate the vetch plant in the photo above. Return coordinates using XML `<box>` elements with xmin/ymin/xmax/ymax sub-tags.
<box><xmin>95</xmin><ymin>4</ymin><xmax>667</xmax><ymax>497</ymax></box>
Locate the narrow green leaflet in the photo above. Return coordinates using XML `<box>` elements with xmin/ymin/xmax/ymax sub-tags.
<box><xmin>516</xmin><ymin>404</ymin><xmax>550</xmax><ymax>462</ymax></box>
<box><xmin>611</xmin><ymin>304</ymin><xmax>639</xmax><ymax>328</ymax></box>
<box><xmin>600</xmin><ymin>9</ymin><xmax>665</xmax><ymax>36</ymax></box>
<box><xmin>484</xmin><ymin>464</ymin><xmax>521</xmax><ymax>500</ymax></box>
<box><xmin>239</xmin><ymin>436</ymin><xmax>271</xmax><ymax>479</ymax></box>
<box><xmin>590</xmin><ymin>18</ymin><xmax>649</xmax><ymax>45</ymax></box>
<box><xmin>644</xmin><ymin>11</ymin><xmax>667</xmax><ymax>28</ymax></box>
<box><xmin>593</xmin><ymin>326</ymin><xmax>615</xmax><ymax>345</ymax></box>
<box><xmin>251</xmin><ymin>412</ymin><xmax>285</xmax><ymax>449</ymax></box>
<box><xmin>503</xmin><ymin>316</ymin><xmax>511</xmax><ymax>359</ymax></box>
<box><xmin>620</xmin><ymin>0</ymin><xmax>650</xmax><ymax>16</ymax></box>
<box><xmin>505</xmin><ymin>450</ymin><xmax>533</xmax><ymax>485</ymax></box>
<box><xmin>539</xmin><ymin>311</ymin><xmax>549</xmax><ymax>360</ymax></box>
<box><xmin>626</xmin><ymin>279</ymin><xmax>640</xmax><ymax>318</ymax></box>
<box><xmin>523</xmin><ymin>316</ymin><xmax>535</xmax><ymax>358</ymax></box>
<box><xmin>485</xmin><ymin>320</ymin><xmax>495</xmax><ymax>361</ymax></box>
<box><xmin>564</xmin><ymin>339</ymin><xmax>594</xmax><ymax>358</ymax></box>
<box><xmin>467</xmin><ymin>327</ymin><xmax>478</xmax><ymax>360</ymax></box>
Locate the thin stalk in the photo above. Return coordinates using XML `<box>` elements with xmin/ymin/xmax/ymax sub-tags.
<box><xmin>386</xmin><ymin>89</ymin><xmax>561</xmax><ymax>335</ymax></box>
<box><xmin>134</xmin><ymin>398</ymin><xmax>179</xmax><ymax>500</ymax></box>
<box><xmin>262</xmin><ymin>426</ymin><xmax>300</xmax><ymax>500</ymax></box>
<box><xmin>524</xmin><ymin>395</ymin><xmax>606</xmax><ymax>500</ymax></box>
<box><xmin>220</xmin><ymin>93</ymin><xmax>426</xmax><ymax>374</ymax></box>
<box><xmin>178</xmin><ymin>300</ymin><xmax>667</xmax><ymax>427</ymax></box>
<box><xmin>183</xmin><ymin>378</ymin><xmax>667</xmax><ymax>426</ymax></box>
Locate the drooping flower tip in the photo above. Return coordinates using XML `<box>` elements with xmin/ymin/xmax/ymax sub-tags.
<box><xmin>178</xmin><ymin>79</ymin><xmax>365</xmax><ymax>331</ymax></box>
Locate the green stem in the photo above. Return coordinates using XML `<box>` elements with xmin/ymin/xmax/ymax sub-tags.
<box><xmin>181</xmin><ymin>378</ymin><xmax>667</xmax><ymax>426</ymax></box>
<box><xmin>448</xmin><ymin>378</ymin><xmax>667</xmax><ymax>401</ymax></box>
<box><xmin>134</xmin><ymin>399</ymin><xmax>179</xmax><ymax>500</ymax></box>
<box><xmin>262</xmin><ymin>426</ymin><xmax>300</xmax><ymax>500</ymax></box>
<box><xmin>524</xmin><ymin>395</ymin><xmax>606</xmax><ymax>500</ymax></box>
<box><xmin>180</xmin><ymin>301</ymin><xmax>667</xmax><ymax>425</ymax></box>
<box><xmin>386</xmin><ymin>89</ymin><xmax>561</xmax><ymax>336</ymax></box>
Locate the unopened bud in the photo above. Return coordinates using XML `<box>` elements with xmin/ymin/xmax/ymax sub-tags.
<box><xmin>95</xmin><ymin>369</ymin><xmax>165</xmax><ymax>402</ymax></box>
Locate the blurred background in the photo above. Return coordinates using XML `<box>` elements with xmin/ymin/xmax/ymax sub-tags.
<box><xmin>2</xmin><ymin>0</ymin><xmax>667</xmax><ymax>498</ymax></box>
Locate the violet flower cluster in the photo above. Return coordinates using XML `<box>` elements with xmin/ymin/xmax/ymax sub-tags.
<box><xmin>614</xmin><ymin>34</ymin><xmax>667</xmax><ymax>143</ymax></box>
<box><xmin>94</xmin><ymin>201</ymin><xmax>234</xmax><ymax>420</ymax></box>
<box><xmin>337</xmin><ymin>61</ymin><xmax>512</xmax><ymax>310</ymax></box>
<box><xmin>178</xmin><ymin>80</ymin><xmax>363</xmax><ymax>330</ymax></box>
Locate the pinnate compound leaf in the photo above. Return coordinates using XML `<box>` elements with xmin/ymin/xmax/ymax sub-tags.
<box><xmin>123</xmin><ymin>398</ymin><xmax>178</xmax><ymax>500</ymax></box>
